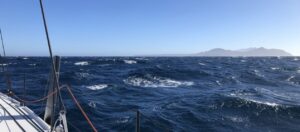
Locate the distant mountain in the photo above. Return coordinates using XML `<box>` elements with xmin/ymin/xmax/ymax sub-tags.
<box><xmin>196</xmin><ymin>47</ymin><xmax>292</xmax><ymax>57</ymax></box>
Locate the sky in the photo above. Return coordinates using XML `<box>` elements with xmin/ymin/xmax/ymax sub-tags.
<box><xmin>0</xmin><ymin>0</ymin><xmax>299</xmax><ymax>56</ymax></box>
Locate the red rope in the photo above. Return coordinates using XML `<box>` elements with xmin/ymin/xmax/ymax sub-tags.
<box><xmin>13</xmin><ymin>85</ymin><xmax>98</xmax><ymax>132</ymax></box>
<box><xmin>14</xmin><ymin>86</ymin><xmax>64</xmax><ymax>103</ymax></box>
<box><xmin>65</xmin><ymin>85</ymin><xmax>98</xmax><ymax>132</ymax></box>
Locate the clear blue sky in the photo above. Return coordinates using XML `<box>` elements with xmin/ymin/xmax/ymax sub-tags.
<box><xmin>0</xmin><ymin>0</ymin><xmax>299</xmax><ymax>56</ymax></box>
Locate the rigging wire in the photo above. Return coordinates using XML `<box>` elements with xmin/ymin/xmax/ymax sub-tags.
<box><xmin>14</xmin><ymin>84</ymin><xmax>98</xmax><ymax>132</ymax></box>
<box><xmin>13</xmin><ymin>85</ymin><xmax>65</xmax><ymax>103</ymax></box>
<box><xmin>0</xmin><ymin>28</ymin><xmax>6</xmax><ymax>57</ymax></box>
<box><xmin>0</xmin><ymin>28</ymin><xmax>5</xmax><ymax>72</ymax></box>
<box><xmin>37</xmin><ymin>1</ymin><xmax>98</xmax><ymax>129</ymax></box>
<box><xmin>1</xmin><ymin>1</ymin><xmax>98</xmax><ymax>131</ymax></box>
<box><xmin>38</xmin><ymin>1</ymin><xmax>66</xmax><ymax>130</ymax></box>
<box><xmin>0</xmin><ymin>28</ymin><xmax>7</xmax><ymax>73</ymax></box>
<box><xmin>38</xmin><ymin>0</ymin><xmax>65</xmax><ymax>111</ymax></box>
<box><xmin>0</xmin><ymin>28</ymin><xmax>13</xmax><ymax>95</ymax></box>
<box><xmin>65</xmin><ymin>85</ymin><xmax>98</xmax><ymax>132</ymax></box>
<box><xmin>36</xmin><ymin>70</ymin><xmax>52</xmax><ymax>115</ymax></box>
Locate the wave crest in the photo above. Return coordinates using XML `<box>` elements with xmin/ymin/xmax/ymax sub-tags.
<box><xmin>74</xmin><ymin>61</ymin><xmax>89</xmax><ymax>66</ymax></box>
<box><xmin>124</xmin><ymin>60</ymin><xmax>137</xmax><ymax>64</ymax></box>
<box><xmin>87</xmin><ymin>84</ymin><xmax>108</xmax><ymax>90</ymax></box>
<box><xmin>124</xmin><ymin>75</ymin><xmax>194</xmax><ymax>88</ymax></box>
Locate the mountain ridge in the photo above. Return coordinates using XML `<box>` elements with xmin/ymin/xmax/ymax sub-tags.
<box><xmin>196</xmin><ymin>47</ymin><xmax>292</xmax><ymax>56</ymax></box>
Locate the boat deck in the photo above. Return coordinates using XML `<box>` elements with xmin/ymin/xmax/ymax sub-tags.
<box><xmin>0</xmin><ymin>92</ymin><xmax>51</xmax><ymax>132</ymax></box>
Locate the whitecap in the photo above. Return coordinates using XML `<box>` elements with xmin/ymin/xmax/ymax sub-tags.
<box><xmin>241</xmin><ymin>60</ymin><xmax>247</xmax><ymax>62</ymax></box>
<box><xmin>271</xmin><ymin>67</ymin><xmax>280</xmax><ymax>70</ymax></box>
<box><xmin>229</xmin><ymin>93</ymin><xmax>280</xmax><ymax>107</ymax></box>
<box><xmin>216</xmin><ymin>80</ymin><xmax>221</xmax><ymax>86</ymax></box>
<box><xmin>88</xmin><ymin>101</ymin><xmax>96</xmax><ymax>108</ymax></box>
<box><xmin>253</xmin><ymin>69</ymin><xmax>264</xmax><ymax>77</ymax></box>
<box><xmin>199</xmin><ymin>62</ymin><xmax>206</xmax><ymax>66</ymax></box>
<box><xmin>227</xmin><ymin>116</ymin><xmax>247</xmax><ymax>123</ymax></box>
<box><xmin>230</xmin><ymin>76</ymin><xmax>241</xmax><ymax>84</ymax></box>
<box><xmin>135</xmin><ymin>57</ymin><xmax>149</xmax><ymax>60</ymax></box>
<box><xmin>23</xmin><ymin>57</ymin><xmax>28</xmax><ymax>60</ymax></box>
<box><xmin>124</xmin><ymin>76</ymin><xmax>194</xmax><ymax>88</ymax></box>
<box><xmin>247</xmin><ymin>99</ymin><xmax>279</xmax><ymax>107</ymax></box>
<box><xmin>124</xmin><ymin>60</ymin><xmax>137</xmax><ymax>64</ymax></box>
<box><xmin>229</xmin><ymin>93</ymin><xmax>236</xmax><ymax>96</ymax></box>
<box><xmin>76</xmin><ymin>72</ymin><xmax>90</xmax><ymax>79</ymax></box>
<box><xmin>87</xmin><ymin>84</ymin><xmax>108</xmax><ymax>90</ymax></box>
<box><xmin>74</xmin><ymin>61</ymin><xmax>89</xmax><ymax>66</ymax></box>
<box><xmin>116</xmin><ymin>116</ymin><xmax>130</xmax><ymax>124</ymax></box>
<box><xmin>228</xmin><ymin>91</ymin><xmax>254</xmax><ymax>97</ymax></box>
<box><xmin>286</xmin><ymin>75</ymin><xmax>295</xmax><ymax>82</ymax></box>
<box><xmin>294</xmin><ymin>58</ymin><xmax>299</xmax><ymax>61</ymax></box>
<box><xmin>29</xmin><ymin>64</ymin><xmax>36</xmax><ymax>66</ymax></box>
<box><xmin>228</xmin><ymin>90</ymin><xmax>280</xmax><ymax>107</ymax></box>
<box><xmin>152</xmin><ymin>106</ymin><xmax>161</xmax><ymax>112</ymax></box>
<box><xmin>0</xmin><ymin>63</ymin><xmax>8</xmax><ymax>66</ymax></box>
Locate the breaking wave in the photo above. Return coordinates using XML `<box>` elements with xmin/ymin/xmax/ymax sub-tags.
<box><xmin>74</xmin><ymin>61</ymin><xmax>89</xmax><ymax>66</ymax></box>
<box><xmin>247</xmin><ymin>99</ymin><xmax>280</xmax><ymax>107</ymax></box>
<box><xmin>124</xmin><ymin>60</ymin><xmax>137</xmax><ymax>64</ymax></box>
<box><xmin>198</xmin><ymin>62</ymin><xmax>206</xmax><ymax>66</ymax></box>
<box><xmin>6</xmin><ymin>57</ymin><xmax>300</xmax><ymax>131</ymax></box>
<box><xmin>88</xmin><ymin>101</ymin><xmax>97</xmax><ymax>108</ymax></box>
<box><xmin>86</xmin><ymin>84</ymin><xmax>108</xmax><ymax>90</ymax></box>
<box><xmin>29</xmin><ymin>63</ymin><xmax>36</xmax><ymax>66</ymax></box>
<box><xmin>271</xmin><ymin>67</ymin><xmax>280</xmax><ymax>70</ymax></box>
<box><xmin>124</xmin><ymin>75</ymin><xmax>194</xmax><ymax>88</ymax></box>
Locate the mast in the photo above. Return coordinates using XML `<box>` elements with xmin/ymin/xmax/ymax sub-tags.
<box><xmin>37</xmin><ymin>1</ymin><xmax>95</xmax><ymax>131</ymax></box>
<box><xmin>44</xmin><ymin>56</ymin><xmax>60</xmax><ymax>127</ymax></box>
<box><xmin>38</xmin><ymin>0</ymin><xmax>67</xmax><ymax>131</ymax></box>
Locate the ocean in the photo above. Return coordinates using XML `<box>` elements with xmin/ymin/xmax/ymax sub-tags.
<box><xmin>1</xmin><ymin>57</ymin><xmax>300</xmax><ymax>132</ymax></box>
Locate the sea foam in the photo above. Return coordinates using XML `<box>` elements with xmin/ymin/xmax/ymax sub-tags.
<box><xmin>124</xmin><ymin>76</ymin><xmax>194</xmax><ymax>88</ymax></box>
<box><xmin>74</xmin><ymin>61</ymin><xmax>89</xmax><ymax>66</ymax></box>
<box><xmin>270</xmin><ymin>67</ymin><xmax>280</xmax><ymax>70</ymax></box>
<box><xmin>124</xmin><ymin>60</ymin><xmax>137</xmax><ymax>64</ymax></box>
<box><xmin>87</xmin><ymin>84</ymin><xmax>108</xmax><ymax>90</ymax></box>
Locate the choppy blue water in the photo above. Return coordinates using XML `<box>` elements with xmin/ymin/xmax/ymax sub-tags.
<box><xmin>1</xmin><ymin>57</ymin><xmax>300</xmax><ymax>132</ymax></box>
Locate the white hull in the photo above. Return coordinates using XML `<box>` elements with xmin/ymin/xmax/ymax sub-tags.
<box><xmin>0</xmin><ymin>92</ymin><xmax>51</xmax><ymax>132</ymax></box>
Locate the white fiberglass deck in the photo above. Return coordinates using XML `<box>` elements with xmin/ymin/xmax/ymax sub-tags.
<box><xmin>0</xmin><ymin>92</ymin><xmax>50</xmax><ymax>132</ymax></box>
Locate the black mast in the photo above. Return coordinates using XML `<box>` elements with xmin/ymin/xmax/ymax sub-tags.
<box><xmin>38</xmin><ymin>0</ymin><xmax>66</xmax><ymax>131</ymax></box>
